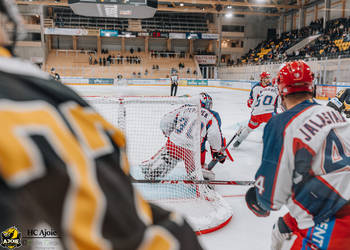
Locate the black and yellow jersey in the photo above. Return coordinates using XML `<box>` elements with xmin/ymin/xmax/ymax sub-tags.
<box><xmin>0</xmin><ymin>51</ymin><xmax>202</xmax><ymax>250</ymax></box>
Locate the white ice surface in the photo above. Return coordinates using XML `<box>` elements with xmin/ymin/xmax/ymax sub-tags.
<box><xmin>72</xmin><ymin>84</ymin><xmax>291</xmax><ymax>250</ymax></box>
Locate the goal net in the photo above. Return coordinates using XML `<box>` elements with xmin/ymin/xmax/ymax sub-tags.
<box><xmin>85</xmin><ymin>95</ymin><xmax>233</xmax><ymax>234</ymax></box>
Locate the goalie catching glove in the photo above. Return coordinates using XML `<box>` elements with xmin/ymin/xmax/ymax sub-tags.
<box><xmin>245</xmin><ymin>187</ymin><xmax>270</xmax><ymax>217</ymax></box>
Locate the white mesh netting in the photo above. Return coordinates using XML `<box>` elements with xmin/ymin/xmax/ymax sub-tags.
<box><xmin>84</xmin><ymin>95</ymin><xmax>233</xmax><ymax>233</ymax></box>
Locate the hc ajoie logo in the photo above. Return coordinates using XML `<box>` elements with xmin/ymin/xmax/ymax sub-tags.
<box><xmin>1</xmin><ymin>226</ymin><xmax>21</xmax><ymax>249</ymax></box>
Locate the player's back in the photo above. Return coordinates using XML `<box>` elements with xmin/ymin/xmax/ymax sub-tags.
<box><xmin>165</xmin><ymin>104</ymin><xmax>198</xmax><ymax>149</ymax></box>
<box><xmin>0</xmin><ymin>56</ymin><xmax>202</xmax><ymax>249</ymax></box>
<box><xmin>0</xmin><ymin>56</ymin><xmax>138</xmax><ymax>249</ymax></box>
<box><xmin>251</xmin><ymin>85</ymin><xmax>279</xmax><ymax>116</ymax></box>
<box><xmin>260</xmin><ymin>100</ymin><xmax>350</xmax><ymax>228</ymax></box>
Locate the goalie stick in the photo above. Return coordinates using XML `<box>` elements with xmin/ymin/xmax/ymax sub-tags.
<box><xmin>130</xmin><ymin>176</ymin><xmax>254</xmax><ymax>186</ymax></box>
<box><xmin>207</xmin><ymin>133</ymin><xmax>238</xmax><ymax>170</ymax></box>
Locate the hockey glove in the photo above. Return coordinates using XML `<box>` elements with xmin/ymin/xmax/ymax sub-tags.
<box><xmin>344</xmin><ymin>101</ymin><xmax>350</xmax><ymax>118</ymax></box>
<box><xmin>212</xmin><ymin>150</ymin><xmax>226</xmax><ymax>164</ymax></box>
<box><xmin>345</xmin><ymin>110</ymin><xmax>350</xmax><ymax>118</ymax></box>
<box><xmin>327</xmin><ymin>97</ymin><xmax>343</xmax><ymax>112</ymax></box>
<box><xmin>271</xmin><ymin>217</ymin><xmax>293</xmax><ymax>250</ymax></box>
<box><xmin>247</xmin><ymin>99</ymin><xmax>253</xmax><ymax>108</ymax></box>
<box><xmin>245</xmin><ymin>187</ymin><xmax>270</xmax><ymax>217</ymax></box>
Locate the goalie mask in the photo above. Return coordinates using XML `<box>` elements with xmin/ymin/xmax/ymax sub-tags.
<box><xmin>200</xmin><ymin>92</ymin><xmax>213</xmax><ymax>110</ymax></box>
<box><xmin>0</xmin><ymin>0</ymin><xmax>25</xmax><ymax>55</ymax></box>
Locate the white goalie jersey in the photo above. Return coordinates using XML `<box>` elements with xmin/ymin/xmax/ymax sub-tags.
<box><xmin>251</xmin><ymin>85</ymin><xmax>279</xmax><ymax>116</ymax></box>
<box><xmin>160</xmin><ymin>104</ymin><xmax>223</xmax><ymax>151</ymax></box>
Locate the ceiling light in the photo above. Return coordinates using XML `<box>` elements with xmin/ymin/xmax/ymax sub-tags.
<box><xmin>225</xmin><ymin>12</ymin><xmax>233</xmax><ymax>18</ymax></box>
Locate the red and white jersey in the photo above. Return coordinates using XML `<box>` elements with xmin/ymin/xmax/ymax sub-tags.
<box><xmin>250</xmin><ymin>83</ymin><xmax>279</xmax><ymax>116</ymax></box>
<box><xmin>200</xmin><ymin>107</ymin><xmax>224</xmax><ymax>152</ymax></box>
<box><xmin>256</xmin><ymin>100</ymin><xmax>350</xmax><ymax>229</ymax></box>
<box><xmin>160</xmin><ymin>104</ymin><xmax>223</xmax><ymax>151</ymax></box>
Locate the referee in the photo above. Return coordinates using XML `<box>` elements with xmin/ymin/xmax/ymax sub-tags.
<box><xmin>170</xmin><ymin>71</ymin><xmax>179</xmax><ymax>96</ymax></box>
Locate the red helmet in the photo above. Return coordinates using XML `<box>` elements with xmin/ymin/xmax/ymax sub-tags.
<box><xmin>277</xmin><ymin>61</ymin><xmax>314</xmax><ymax>96</ymax></box>
<box><xmin>260</xmin><ymin>72</ymin><xmax>270</xmax><ymax>80</ymax></box>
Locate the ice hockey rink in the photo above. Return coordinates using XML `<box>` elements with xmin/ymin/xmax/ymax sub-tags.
<box><xmin>71</xmin><ymin>84</ymin><xmax>291</xmax><ymax>250</ymax></box>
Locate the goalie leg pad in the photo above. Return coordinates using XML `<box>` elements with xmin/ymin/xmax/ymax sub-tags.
<box><xmin>202</xmin><ymin>169</ymin><xmax>215</xmax><ymax>190</ymax></box>
<box><xmin>140</xmin><ymin>146</ymin><xmax>179</xmax><ymax>179</ymax></box>
<box><xmin>202</xmin><ymin>169</ymin><xmax>215</xmax><ymax>181</ymax></box>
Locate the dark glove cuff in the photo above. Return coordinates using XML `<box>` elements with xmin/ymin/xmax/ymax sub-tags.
<box><xmin>245</xmin><ymin>187</ymin><xmax>270</xmax><ymax>217</ymax></box>
<box><xmin>278</xmin><ymin>217</ymin><xmax>292</xmax><ymax>234</ymax></box>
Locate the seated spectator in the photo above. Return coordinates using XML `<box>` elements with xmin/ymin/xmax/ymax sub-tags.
<box><xmin>130</xmin><ymin>48</ymin><xmax>134</xmax><ymax>54</ymax></box>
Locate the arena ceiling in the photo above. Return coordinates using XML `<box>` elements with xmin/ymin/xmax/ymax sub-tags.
<box><xmin>16</xmin><ymin>0</ymin><xmax>302</xmax><ymax>16</ymax></box>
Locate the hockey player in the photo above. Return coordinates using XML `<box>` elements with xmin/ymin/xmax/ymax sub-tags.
<box><xmin>327</xmin><ymin>88</ymin><xmax>350</xmax><ymax>118</ymax></box>
<box><xmin>170</xmin><ymin>71</ymin><xmax>179</xmax><ymax>96</ymax></box>
<box><xmin>141</xmin><ymin>93</ymin><xmax>226</xmax><ymax>180</ymax></box>
<box><xmin>0</xmin><ymin>1</ymin><xmax>202</xmax><ymax>249</ymax></box>
<box><xmin>245</xmin><ymin>61</ymin><xmax>350</xmax><ymax>249</ymax></box>
<box><xmin>199</xmin><ymin>92</ymin><xmax>229</xmax><ymax>169</ymax></box>
<box><xmin>233</xmin><ymin>71</ymin><xmax>279</xmax><ymax>148</ymax></box>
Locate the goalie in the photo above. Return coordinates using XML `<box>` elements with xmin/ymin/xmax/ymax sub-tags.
<box><xmin>141</xmin><ymin>92</ymin><xmax>228</xmax><ymax>181</ymax></box>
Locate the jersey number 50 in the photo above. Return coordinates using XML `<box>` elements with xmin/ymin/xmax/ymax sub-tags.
<box><xmin>255</xmin><ymin>95</ymin><xmax>273</xmax><ymax>107</ymax></box>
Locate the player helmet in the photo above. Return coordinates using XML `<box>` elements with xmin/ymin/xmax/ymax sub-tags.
<box><xmin>260</xmin><ymin>72</ymin><xmax>270</xmax><ymax>80</ymax></box>
<box><xmin>0</xmin><ymin>0</ymin><xmax>24</xmax><ymax>54</ymax></box>
<box><xmin>200</xmin><ymin>92</ymin><xmax>213</xmax><ymax>110</ymax></box>
<box><xmin>260</xmin><ymin>72</ymin><xmax>271</xmax><ymax>86</ymax></box>
<box><xmin>277</xmin><ymin>61</ymin><xmax>314</xmax><ymax>96</ymax></box>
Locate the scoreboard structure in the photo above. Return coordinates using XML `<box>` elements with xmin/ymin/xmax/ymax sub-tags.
<box><xmin>68</xmin><ymin>0</ymin><xmax>158</xmax><ymax>18</ymax></box>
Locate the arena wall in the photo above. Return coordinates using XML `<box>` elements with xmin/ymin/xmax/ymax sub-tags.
<box><xmin>61</xmin><ymin>77</ymin><xmax>350</xmax><ymax>100</ymax></box>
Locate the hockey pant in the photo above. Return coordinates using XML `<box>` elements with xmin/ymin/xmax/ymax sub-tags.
<box><xmin>141</xmin><ymin>138</ymin><xmax>195</xmax><ymax>179</ymax></box>
<box><xmin>281</xmin><ymin>205</ymin><xmax>350</xmax><ymax>250</ymax></box>
<box><xmin>248</xmin><ymin>113</ymin><xmax>272</xmax><ymax>129</ymax></box>
<box><xmin>235</xmin><ymin>113</ymin><xmax>273</xmax><ymax>145</ymax></box>
<box><xmin>171</xmin><ymin>83</ymin><xmax>178</xmax><ymax>96</ymax></box>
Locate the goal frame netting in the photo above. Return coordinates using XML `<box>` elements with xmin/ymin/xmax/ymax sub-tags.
<box><xmin>84</xmin><ymin>95</ymin><xmax>233</xmax><ymax>234</ymax></box>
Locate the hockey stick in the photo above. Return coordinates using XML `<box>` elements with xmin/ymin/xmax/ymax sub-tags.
<box><xmin>207</xmin><ymin>133</ymin><xmax>238</xmax><ymax>171</ymax></box>
<box><xmin>131</xmin><ymin>176</ymin><xmax>254</xmax><ymax>186</ymax></box>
